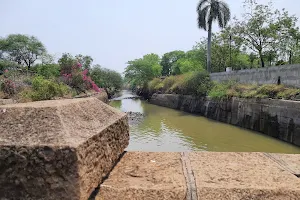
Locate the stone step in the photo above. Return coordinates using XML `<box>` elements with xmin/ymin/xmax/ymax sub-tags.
<box><xmin>96</xmin><ymin>152</ymin><xmax>300</xmax><ymax>200</ymax></box>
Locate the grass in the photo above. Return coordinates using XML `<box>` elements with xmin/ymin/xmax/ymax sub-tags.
<box><xmin>209</xmin><ymin>82</ymin><xmax>300</xmax><ymax>100</ymax></box>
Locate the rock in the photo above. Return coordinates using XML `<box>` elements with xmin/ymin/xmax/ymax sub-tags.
<box><xmin>0</xmin><ymin>97</ymin><xmax>129</xmax><ymax>200</ymax></box>
<box><xmin>0</xmin><ymin>98</ymin><xmax>16</xmax><ymax>105</ymax></box>
<box><xmin>126</xmin><ymin>112</ymin><xmax>145</xmax><ymax>126</ymax></box>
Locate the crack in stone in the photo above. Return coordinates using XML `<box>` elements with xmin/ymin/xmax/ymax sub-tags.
<box><xmin>181</xmin><ymin>152</ymin><xmax>198</xmax><ymax>200</ymax></box>
<box><xmin>263</xmin><ymin>153</ymin><xmax>298</xmax><ymax>178</ymax></box>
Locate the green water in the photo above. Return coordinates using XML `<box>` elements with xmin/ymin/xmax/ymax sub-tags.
<box><xmin>110</xmin><ymin>91</ymin><xmax>300</xmax><ymax>153</ymax></box>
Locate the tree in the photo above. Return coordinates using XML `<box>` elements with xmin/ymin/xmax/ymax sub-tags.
<box><xmin>75</xmin><ymin>54</ymin><xmax>93</xmax><ymax>71</ymax></box>
<box><xmin>90</xmin><ymin>65</ymin><xmax>123</xmax><ymax>97</ymax></box>
<box><xmin>232</xmin><ymin>1</ymin><xmax>299</xmax><ymax>67</ymax></box>
<box><xmin>124</xmin><ymin>53</ymin><xmax>162</xmax><ymax>89</ymax></box>
<box><xmin>160</xmin><ymin>51</ymin><xmax>185</xmax><ymax>76</ymax></box>
<box><xmin>197</xmin><ymin>0</ymin><xmax>231</xmax><ymax>73</ymax></box>
<box><xmin>0</xmin><ymin>34</ymin><xmax>46</xmax><ymax>69</ymax></box>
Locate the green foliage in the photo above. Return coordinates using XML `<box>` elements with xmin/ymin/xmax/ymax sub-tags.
<box><xmin>26</xmin><ymin>76</ymin><xmax>69</xmax><ymax>101</ymax></box>
<box><xmin>148</xmin><ymin>78</ymin><xmax>162</xmax><ymax>93</ymax></box>
<box><xmin>125</xmin><ymin>53</ymin><xmax>162</xmax><ymax>89</ymax></box>
<box><xmin>0</xmin><ymin>59</ymin><xmax>20</xmax><ymax>71</ymax></box>
<box><xmin>34</xmin><ymin>64</ymin><xmax>60</xmax><ymax>79</ymax></box>
<box><xmin>197</xmin><ymin>0</ymin><xmax>231</xmax><ymax>72</ymax></box>
<box><xmin>160</xmin><ymin>51</ymin><xmax>185</xmax><ymax>76</ymax></box>
<box><xmin>90</xmin><ymin>65</ymin><xmax>123</xmax><ymax>91</ymax></box>
<box><xmin>208</xmin><ymin>81</ymin><xmax>234</xmax><ymax>99</ymax></box>
<box><xmin>232</xmin><ymin>1</ymin><xmax>300</xmax><ymax>67</ymax></box>
<box><xmin>162</xmin><ymin>76</ymin><xmax>177</xmax><ymax>92</ymax></box>
<box><xmin>75</xmin><ymin>54</ymin><xmax>93</xmax><ymax>71</ymax></box>
<box><xmin>209</xmin><ymin>82</ymin><xmax>300</xmax><ymax>100</ymax></box>
<box><xmin>58</xmin><ymin>53</ymin><xmax>77</xmax><ymax>74</ymax></box>
<box><xmin>277</xmin><ymin>88</ymin><xmax>300</xmax><ymax>99</ymax></box>
<box><xmin>175</xmin><ymin>58</ymin><xmax>204</xmax><ymax>74</ymax></box>
<box><xmin>148</xmin><ymin>71</ymin><xmax>212</xmax><ymax>96</ymax></box>
<box><xmin>181</xmin><ymin>71</ymin><xmax>212</xmax><ymax>96</ymax></box>
<box><xmin>256</xmin><ymin>84</ymin><xmax>285</xmax><ymax>98</ymax></box>
<box><xmin>0</xmin><ymin>34</ymin><xmax>46</xmax><ymax>69</ymax></box>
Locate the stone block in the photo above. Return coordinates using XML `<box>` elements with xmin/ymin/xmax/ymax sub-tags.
<box><xmin>97</xmin><ymin>152</ymin><xmax>186</xmax><ymax>200</ymax></box>
<box><xmin>0</xmin><ymin>97</ymin><xmax>129</xmax><ymax>200</ymax></box>
<box><xmin>189</xmin><ymin>152</ymin><xmax>300</xmax><ymax>200</ymax></box>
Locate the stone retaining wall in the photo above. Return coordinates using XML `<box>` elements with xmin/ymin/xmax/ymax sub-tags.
<box><xmin>150</xmin><ymin>94</ymin><xmax>300</xmax><ymax>147</ymax></box>
<box><xmin>210</xmin><ymin>64</ymin><xmax>300</xmax><ymax>87</ymax></box>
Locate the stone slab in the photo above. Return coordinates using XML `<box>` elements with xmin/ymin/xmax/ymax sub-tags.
<box><xmin>97</xmin><ymin>152</ymin><xmax>300</xmax><ymax>200</ymax></box>
<box><xmin>97</xmin><ymin>152</ymin><xmax>186</xmax><ymax>200</ymax></box>
<box><xmin>0</xmin><ymin>97</ymin><xmax>129</xmax><ymax>200</ymax></box>
<box><xmin>189</xmin><ymin>152</ymin><xmax>300</xmax><ymax>200</ymax></box>
<box><xmin>269</xmin><ymin>153</ymin><xmax>300</xmax><ymax>176</ymax></box>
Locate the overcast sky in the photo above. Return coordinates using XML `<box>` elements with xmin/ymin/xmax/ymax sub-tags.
<box><xmin>1</xmin><ymin>0</ymin><xmax>299</xmax><ymax>73</ymax></box>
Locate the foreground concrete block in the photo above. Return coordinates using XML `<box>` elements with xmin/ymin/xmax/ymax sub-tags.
<box><xmin>190</xmin><ymin>152</ymin><xmax>300</xmax><ymax>200</ymax></box>
<box><xmin>0</xmin><ymin>97</ymin><xmax>129</xmax><ymax>200</ymax></box>
<box><xmin>97</xmin><ymin>152</ymin><xmax>186</xmax><ymax>200</ymax></box>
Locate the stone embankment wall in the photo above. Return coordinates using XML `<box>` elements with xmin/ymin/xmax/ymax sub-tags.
<box><xmin>210</xmin><ymin>64</ymin><xmax>300</xmax><ymax>87</ymax></box>
<box><xmin>150</xmin><ymin>94</ymin><xmax>300</xmax><ymax>147</ymax></box>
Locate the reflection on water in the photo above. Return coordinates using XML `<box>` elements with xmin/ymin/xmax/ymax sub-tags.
<box><xmin>110</xmin><ymin>91</ymin><xmax>300</xmax><ymax>153</ymax></box>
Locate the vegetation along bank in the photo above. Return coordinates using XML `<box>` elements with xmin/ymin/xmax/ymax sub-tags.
<box><xmin>0</xmin><ymin>34</ymin><xmax>123</xmax><ymax>103</ymax></box>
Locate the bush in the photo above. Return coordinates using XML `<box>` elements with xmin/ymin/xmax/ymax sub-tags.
<box><xmin>169</xmin><ymin>75</ymin><xmax>186</xmax><ymax>94</ymax></box>
<box><xmin>162</xmin><ymin>76</ymin><xmax>177</xmax><ymax>93</ymax></box>
<box><xmin>0</xmin><ymin>79</ymin><xmax>16</xmax><ymax>96</ymax></box>
<box><xmin>34</xmin><ymin>64</ymin><xmax>60</xmax><ymax>79</ymax></box>
<box><xmin>26</xmin><ymin>76</ymin><xmax>69</xmax><ymax>101</ymax></box>
<box><xmin>180</xmin><ymin>71</ymin><xmax>212</xmax><ymax>96</ymax></box>
<box><xmin>208</xmin><ymin>82</ymin><xmax>230</xmax><ymax>99</ymax></box>
<box><xmin>256</xmin><ymin>84</ymin><xmax>285</xmax><ymax>98</ymax></box>
<box><xmin>208</xmin><ymin>81</ymin><xmax>238</xmax><ymax>99</ymax></box>
<box><xmin>148</xmin><ymin>78</ymin><xmax>162</xmax><ymax>93</ymax></box>
<box><xmin>277</xmin><ymin>88</ymin><xmax>300</xmax><ymax>99</ymax></box>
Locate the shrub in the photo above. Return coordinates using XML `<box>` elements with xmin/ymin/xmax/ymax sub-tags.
<box><xmin>177</xmin><ymin>71</ymin><xmax>212</xmax><ymax>96</ymax></box>
<box><xmin>27</xmin><ymin>76</ymin><xmax>69</xmax><ymax>101</ymax></box>
<box><xmin>162</xmin><ymin>76</ymin><xmax>177</xmax><ymax>93</ymax></box>
<box><xmin>35</xmin><ymin>64</ymin><xmax>60</xmax><ymax>79</ymax></box>
<box><xmin>0</xmin><ymin>79</ymin><xmax>16</xmax><ymax>96</ymax></box>
<box><xmin>256</xmin><ymin>84</ymin><xmax>285</xmax><ymax>98</ymax></box>
<box><xmin>208</xmin><ymin>82</ymin><xmax>231</xmax><ymax>99</ymax></box>
<box><xmin>277</xmin><ymin>88</ymin><xmax>300</xmax><ymax>99</ymax></box>
<box><xmin>169</xmin><ymin>75</ymin><xmax>186</xmax><ymax>94</ymax></box>
<box><xmin>148</xmin><ymin>78</ymin><xmax>162</xmax><ymax>93</ymax></box>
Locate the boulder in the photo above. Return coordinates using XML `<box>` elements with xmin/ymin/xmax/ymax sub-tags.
<box><xmin>0</xmin><ymin>97</ymin><xmax>129</xmax><ymax>200</ymax></box>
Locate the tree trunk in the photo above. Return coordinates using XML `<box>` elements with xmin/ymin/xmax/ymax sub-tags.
<box><xmin>289</xmin><ymin>50</ymin><xmax>292</xmax><ymax>65</ymax></box>
<box><xmin>207</xmin><ymin>22</ymin><xmax>212</xmax><ymax>73</ymax></box>
<box><xmin>258</xmin><ymin>50</ymin><xmax>265</xmax><ymax>68</ymax></box>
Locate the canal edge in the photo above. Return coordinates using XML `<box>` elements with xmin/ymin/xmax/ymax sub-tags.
<box><xmin>181</xmin><ymin>152</ymin><xmax>198</xmax><ymax>200</ymax></box>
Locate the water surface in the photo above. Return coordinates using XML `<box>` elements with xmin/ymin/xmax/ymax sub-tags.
<box><xmin>110</xmin><ymin>90</ymin><xmax>300</xmax><ymax>153</ymax></box>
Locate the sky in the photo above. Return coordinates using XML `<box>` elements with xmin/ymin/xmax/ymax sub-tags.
<box><xmin>1</xmin><ymin>0</ymin><xmax>299</xmax><ymax>73</ymax></box>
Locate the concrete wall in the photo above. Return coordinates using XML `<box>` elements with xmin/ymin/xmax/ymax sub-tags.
<box><xmin>150</xmin><ymin>94</ymin><xmax>300</xmax><ymax>147</ymax></box>
<box><xmin>210</xmin><ymin>64</ymin><xmax>300</xmax><ymax>87</ymax></box>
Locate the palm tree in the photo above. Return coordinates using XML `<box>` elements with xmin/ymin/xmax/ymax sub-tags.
<box><xmin>197</xmin><ymin>0</ymin><xmax>231</xmax><ymax>73</ymax></box>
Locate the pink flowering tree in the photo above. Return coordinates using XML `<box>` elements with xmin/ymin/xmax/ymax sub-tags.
<box><xmin>58</xmin><ymin>53</ymin><xmax>101</xmax><ymax>94</ymax></box>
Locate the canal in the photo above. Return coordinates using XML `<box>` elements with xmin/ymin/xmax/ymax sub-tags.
<box><xmin>110</xmin><ymin>90</ymin><xmax>300</xmax><ymax>153</ymax></box>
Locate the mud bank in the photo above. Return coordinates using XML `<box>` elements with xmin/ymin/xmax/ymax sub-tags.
<box><xmin>150</xmin><ymin>94</ymin><xmax>300</xmax><ymax>147</ymax></box>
